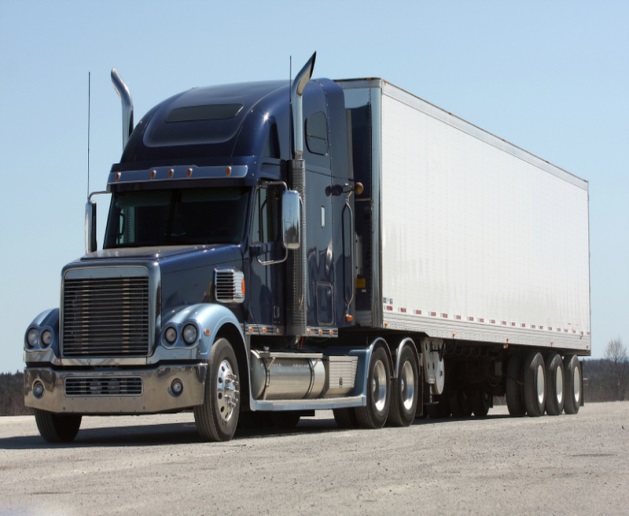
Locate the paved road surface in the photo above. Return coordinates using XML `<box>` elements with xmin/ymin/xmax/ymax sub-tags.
<box><xmin>1</xmin><ymin>403</ymin><xmax>628</xmax><ymax>515</ymax></box>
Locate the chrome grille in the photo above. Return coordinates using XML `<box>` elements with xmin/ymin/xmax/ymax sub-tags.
<box><xmin>62</xmin><ymin>275</ymin><xmax>150</xmax><ymax>357</ymax></box>
<box><xmin>65</xmin><ymin>376</ymin><xmax>143</xmax><ymax>397</ymax></box>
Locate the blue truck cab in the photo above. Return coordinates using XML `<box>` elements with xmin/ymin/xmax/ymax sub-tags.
<box><xmin>23</xmin><ymin>54</ymin><xmax>390</xmax><ymax>443</ymax></box>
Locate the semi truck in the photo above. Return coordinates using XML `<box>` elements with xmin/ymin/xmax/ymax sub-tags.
<box><xmin>24</xmin><ymin>53</ymin><xmax>590</xmax><ymax>443</ymax></box>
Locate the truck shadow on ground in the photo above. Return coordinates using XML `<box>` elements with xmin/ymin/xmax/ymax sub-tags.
<box><xmin>0</xmin><ymin>413</ymin><xmax>509</xmax><ymax>450</ymax></box>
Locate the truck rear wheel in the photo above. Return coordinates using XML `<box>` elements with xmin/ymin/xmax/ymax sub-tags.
<box><xmin>194</xmin><ymin>338</ymin><xmax>240</xmax><ymax>442</ymax></box>
<box><xmin>354</xmin><ymin>346</ymin><xmax>391</xmax><ymax>429</ymax></box>
<box><xmin>523</xmin><ymin>352</ymin><xmax>546</xmax><ymax>417</ymax></box>
<box><xmin>387</xmin><ymin>345</ymin><xmax>419</xmax><ymax>427</ymax></box>
<box><xmin>34</xmin><ymin>410</ymin><xmax>82</xmax><ymax>443</ymax></box>
<box><xmin>506</xmin><ymin>353</ymin><xmax>526</xmax><ymax>416</ymax></box>
<box><xmin>545</xmin><ymin>353</ymin><xmax>565</xmax><ymax>415</ymax></box>
<box><xmin>563</xmin><ymin>354</ymin><xmax>582</xmax><ymax>415</ymax></box>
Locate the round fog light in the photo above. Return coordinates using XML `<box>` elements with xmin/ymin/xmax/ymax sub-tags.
<box><xmin>171</xmin><ymin>379</ymin><xmax>184</xmax><ymax>396</ymax></box>
<box><xmin>33</xmin><ymin>381</ymin><xmax>45</xmax><ymax>399</ymax></box>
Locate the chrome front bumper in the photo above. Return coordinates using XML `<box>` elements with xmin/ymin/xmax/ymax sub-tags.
<box><xmin>24</xmin><ymin>364</ymin><xmax>207</xmax><ymax>414</ymax></box>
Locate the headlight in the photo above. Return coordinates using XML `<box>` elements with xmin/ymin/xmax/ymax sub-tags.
<box><xmin>182</xmin><ymin>324</ymin><xmax>198</xmax><ymax>345</ymax></box>
<box><xmin>26</xmin><ymin>328</ymin><xmax>40</xmax><ymax>348</ymax></box>
<box><xmin>164</xmin><ymin>326</ymin><xmax>178</xmax><ymax>345</ymax></box>
<box><xmin>41</xmin><ymin>330</ymin><xmax>53</xmax><ymax>347</ymax></box>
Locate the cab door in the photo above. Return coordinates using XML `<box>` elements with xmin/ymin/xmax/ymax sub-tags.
<box><xmin>247</xmin><ymin>182</ymin><xmax>285</xmax><ymax>328</ymax></box>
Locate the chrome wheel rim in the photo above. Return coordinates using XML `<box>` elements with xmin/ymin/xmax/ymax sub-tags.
<box><xmin>216</xmin><ymin>359</ymin><xmax>239</xmax><ymax>422</ymax></box>
<box><xmin>372</xmin><ymin>360</ymin><xmax>387</xmax><ymax>413</ymax></box>
<box><xmin>400</xmin><ymin>361</ymin><xmax>415</xmax><ymax>411</ymax></box>
<box><xmin>573</xmin><ymin>364</ymin><xmax>581</xmax><ymax>403</ymax></box>
<box><xmin>556</xmin><ymin>366</ymin><xmax>564</xmax><ymax>404</ymax></box>
<box><xmin>536</xmin><ymin>363</ymin><xmax>545</xmax><ymax>405</ymax></box>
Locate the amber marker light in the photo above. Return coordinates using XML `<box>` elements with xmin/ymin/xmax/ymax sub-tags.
<box><xmin>345</xmin><ymin>314</ymin><xmax>353</xmax><ymax>323</ymax></box>
<box><xmin>226</xmin><ymin>166</ymin><xmax>232</xmax><ymax>176</ymax></box>
<box><xmin>187</xmin><ymin>168</ymin><xmax>193</xmax><ymax>177</ymax></box>
<box><xmin>150</xmin><ymin>169</ymin><xmax>157</xmax><ymax>179</ymax></box>
<box><xmin>115</xmin><ymin>172</ymin><xmax>121</xmax><ymax>181</ymax></box>
<box><xmin>168</xmin><ymin>168</ymin><xmax>174</xmax><ymax>178</ymax></box>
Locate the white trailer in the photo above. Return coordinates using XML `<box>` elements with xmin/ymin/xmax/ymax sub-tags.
<box><xmin>340</xmin><ymin>78</ymin><xmax>590</xmax><ymax>417</ymax></box>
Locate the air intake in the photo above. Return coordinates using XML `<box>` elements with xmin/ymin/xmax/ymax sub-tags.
<box><xmin>215</xmin><ymin>269</ymin><xmax>245</xmax><ymax>304</ymax></box>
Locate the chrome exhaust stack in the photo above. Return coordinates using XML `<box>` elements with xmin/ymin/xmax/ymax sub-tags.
<box><xmin>287</xmin><ymin>52</ymin><xmax>316</xmax><ymax>337</ymax></box>
<box><xmin>111</xmin><ymin>68</ymin><xmax>134</xmax><ymax>150</ymax></box>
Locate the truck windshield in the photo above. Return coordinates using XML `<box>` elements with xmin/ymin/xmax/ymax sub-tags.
<box><xmin>104</xmin><ymin>187</ymin><xmax>249</xmax><ymax>248</ymax></box>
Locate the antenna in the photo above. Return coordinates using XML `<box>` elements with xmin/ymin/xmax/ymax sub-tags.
<box><xmin>87</xmin><ymin>71</ymin><xmax>91</xmax><ymax>198</ymax></box>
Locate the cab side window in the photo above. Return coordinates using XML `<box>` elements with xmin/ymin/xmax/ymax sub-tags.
<box><xmin>252</xmin><ymin>184</ymin><xmax>281</xmax><ymax>244</ymax></box>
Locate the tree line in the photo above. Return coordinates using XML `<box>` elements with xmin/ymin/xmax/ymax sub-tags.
<box><xmin>2</xmin><ymin>342</ymin><xmax>628</xmax><ymax>416</ymax></box>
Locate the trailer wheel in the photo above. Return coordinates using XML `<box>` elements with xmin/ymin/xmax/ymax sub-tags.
<box><xmin>355</xmin><ymin>346</ymin><xmax>391</xmax><ymax>429</ymax></box>
<box><xmin>194</xmin><ymin>338</ymin><xmax>240</xmax><ymax>442</ymax></box>
<box><xmin>387</xmin><ymin>345</ymin><xmax>419</xmax><ymax>427</ymax></box>
<box><xmin>523</xmin><ymin>352</ymin><xmax>546</xmax><ymax>417</ymax></box>
<box><xmin>545</xmin><ymin>353</ymin><xmax>565</xmax><ymax>415</ymax></box>
<box><xmin>506</xmin><ymin>353</ymin><xmax>526</xmax><ymax>416</ymax></box>
<box><xmin>34</xmin><ymin>410</ymin><xmax>82</xmax><ymax>443</ymax></box>
<box><xmin>563</xmin><ymin>354</ymin><xmax>582</xmax><ymax>415</ymax></box>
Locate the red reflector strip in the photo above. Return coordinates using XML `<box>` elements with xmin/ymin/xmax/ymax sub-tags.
<box><xmin>400</xmin><ymin>307</ymin><xmax>407</xmax><ymax>313</ymax></box>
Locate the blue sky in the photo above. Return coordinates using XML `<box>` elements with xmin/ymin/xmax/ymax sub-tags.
<box><xmin>1</xmin><ymin>1</ymin><xmax>627</xmax><ymax>373</ymax></box>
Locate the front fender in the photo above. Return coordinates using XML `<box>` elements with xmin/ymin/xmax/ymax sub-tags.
<box><xmin>153</xmin><ymin>303</ymin><xmax>245</xmax><ymax>362</ymax></box>
<box><xmin>24</xmin><ymin>308</ymin><xmax>60</xmax><ymax>364</ymax></box>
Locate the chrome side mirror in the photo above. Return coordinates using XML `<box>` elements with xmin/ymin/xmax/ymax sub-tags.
<box><xmin>282</xmin><ymin>189</ymin><xmax>301</xmax><ymax>250</ymax></box>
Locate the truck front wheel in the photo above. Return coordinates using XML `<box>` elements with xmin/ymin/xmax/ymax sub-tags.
<box><xmin>34</xmin><ymin>410</ymin><xmax>82</xmax><ymax>443</ymax></box>
<box><xmin>194</xmin><ymin>338</ymin><xmax>240</xmax><ymax>442</ymax></box>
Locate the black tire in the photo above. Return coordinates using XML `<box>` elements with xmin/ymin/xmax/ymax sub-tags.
<box><xmin>523</xmin><ymin>351</ymin><xmax>546</xmax><ymax>417</ymax></box>
<box><xmin>387</xmin><ymin>345</ymin><xmax>419</xmax><ymax>427</ymax></box>
<box><xmin>545</xmin><ymin>353</ymin><xmax>565</xmax><ymax>415</ymax></box>
<box><xmin>563</xmin><ymin>354</ymin><xmax>582</xmax><ymax>415</ymax></box>
<box><xmin>472</xmin><ymin>391</ymin><xmax>491</xmax><ymax>417</ymax></box>
<box><xmin>354</xmin><ymin>346</ymin><xmax>391</xmax><ymax>429</ymax></box>
<box><xmin>506</xmin><ymin>353</ymin><xmax>526</xmax><ymax>416</ymax></box>
<box><xmin>194</xmin><ymin>338</ymin><xmax>241</xmax><ymax>442</ymax></box>
<box><xmin>34</xmin><ymin>410</ymin><xmax>82</xmax><ymax>443</ymax></box>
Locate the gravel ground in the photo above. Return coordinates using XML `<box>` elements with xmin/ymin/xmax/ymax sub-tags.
<box><xmin>0</xmin><ymin>402</ymin><xmax>628</xmax><ymax>515</ymax></box>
